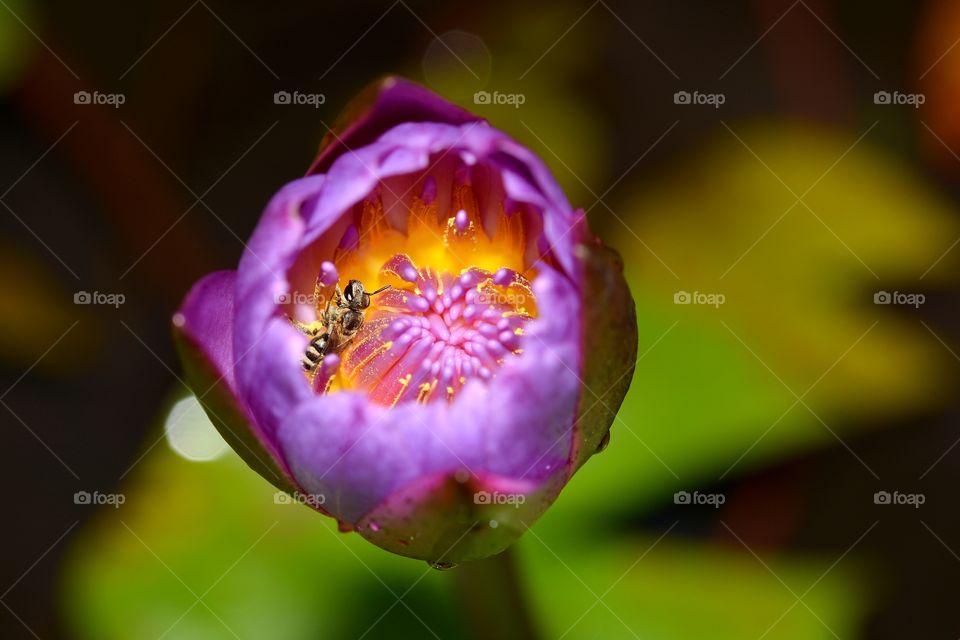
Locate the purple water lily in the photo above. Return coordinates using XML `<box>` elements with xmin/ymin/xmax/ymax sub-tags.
<box><xmin>173</xmin><ymin>78</ymin><xmax>636</xmax><ymax>564</ymax></box>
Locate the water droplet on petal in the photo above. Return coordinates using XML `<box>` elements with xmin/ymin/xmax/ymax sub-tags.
<box><xmin>596</xmin><ymin>431</ymin><xmax>611</xmax><ymax>453</ymax></box>
<box><xmin>489</xmin><ymin>519</ymin><xmax>498</xmax><ymax>528</ymax></box>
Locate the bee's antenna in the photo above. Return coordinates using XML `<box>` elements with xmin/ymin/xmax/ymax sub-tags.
<box><xmin>369</xmin><ymin>284</ymin><xmax>392</xmax><ymax>296</ymax></box>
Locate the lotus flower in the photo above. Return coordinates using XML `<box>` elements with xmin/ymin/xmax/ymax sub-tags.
<box><xmin>173</xmin><ymin>78</ymin><xmax>637</xmax><ymax>564</ymax></box>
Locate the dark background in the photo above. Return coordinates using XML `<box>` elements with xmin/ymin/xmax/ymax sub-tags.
<box><xmin>1</xmin><ymin>1</ymin><xmax>958</xmax><ymax>638</ymax></box>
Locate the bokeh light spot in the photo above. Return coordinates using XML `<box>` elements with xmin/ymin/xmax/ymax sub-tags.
<box><xmin>164</xmin><ymin>395</ymin><xmax>228</xmax><ymax>462</ymax></box>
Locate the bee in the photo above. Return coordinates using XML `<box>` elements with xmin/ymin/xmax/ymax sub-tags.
<box><xmin>289</xmin><ymin>280</ymin><xmax>391</xmax><ymax>373</ymax></box>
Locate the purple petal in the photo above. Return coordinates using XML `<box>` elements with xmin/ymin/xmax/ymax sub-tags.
<box><xmin>308</xmin><ymin>77</ymin><xmax>481</xmax><ymax>175</ymax></box>
<box><xmin>173</xmin><ymin>271</ymin><xmax>300</xmax><ymax>494</ymax></box>
<box><xmin>233</xmin><ymin>176</ymin><xmax>325</xmax><ymax>438</ymax></box>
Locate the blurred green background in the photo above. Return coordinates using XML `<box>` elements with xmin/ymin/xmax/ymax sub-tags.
<box><xmin>2</xmin><ymin>0</ymin><xmax>959</xmax><ymax>638</ymax></box>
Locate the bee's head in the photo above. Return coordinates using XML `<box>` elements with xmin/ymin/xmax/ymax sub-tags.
<box><xmin>343</xmin><ymin>280</ymin><xmax>369</xmax><ymax>309</ymax></box>
<box><xmin>342</xmin><ymin>280</ymin><xmax>391</xmax><ymax>310</ymax></box>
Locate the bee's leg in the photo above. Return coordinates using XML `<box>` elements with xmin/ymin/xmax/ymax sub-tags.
<box><xmin>321</xmin><ymin>300</ymin><xmax>333</xmax><ymax>326</ymax></box>
<box><xmin>321</xmin><ymin>304</ymin><xmax>340</xmax><ymax>346</ymax></box>
<box><xmin>287</xmin><ymin>315</ymin><xmax>320</xmax><ymax>336</ymax></box>
<box><xmin>312</xmin><ymin>275</ymin><xmax>326</xmax><ymax>309</ymax></box>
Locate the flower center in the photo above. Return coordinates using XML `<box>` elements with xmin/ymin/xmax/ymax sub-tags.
<box><xmin>337</xmin><ymin>254</ymin><xmax>534</xmax><ymax>405</ymax></box>
<box><xmin>294</xmin><ymin>181</ymin><xmax>541</xmax><ymax>406</ymax></box>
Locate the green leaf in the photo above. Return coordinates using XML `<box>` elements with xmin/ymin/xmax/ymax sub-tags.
<box><xmin>521</xmin><ymin>520</ymin><xmax>871</xmax><ymax>640</ymax></box>
<box><xmin>559</xmin><ymin>121</ymin><xmax>958</xmax><ymax>516</ymax></box>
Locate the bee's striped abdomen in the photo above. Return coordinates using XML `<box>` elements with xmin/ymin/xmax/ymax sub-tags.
<box><xmin>302</xmin><ymin>333</ymin><xmax>329</xmax><ymax>372</ymax></box>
